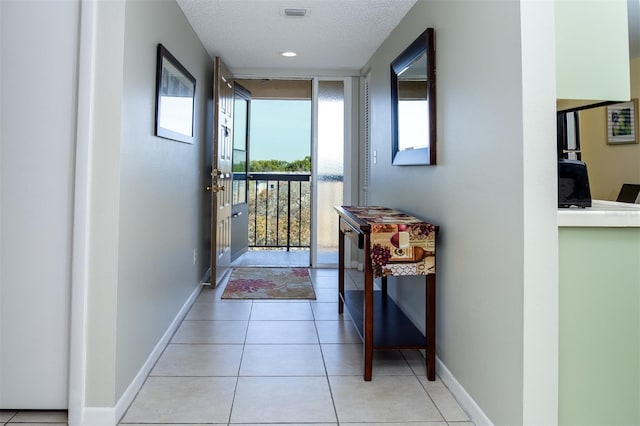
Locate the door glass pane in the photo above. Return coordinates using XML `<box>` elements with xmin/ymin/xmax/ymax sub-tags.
<box><xmin>232</xmin><ymin>149</ymin><xmax>247</xmax><ymax>205</ymax></box>
<box><xmin>233</xmin><ymin>98</ymin><xmax>247</xmax><ymax>150</ymax></box>
<box><xmin>232</xmin><ymin>97</ymin><xmax>248</xmax><ymax>206</ymax></box>
<box><xmin>317</xmin><ymin>80</ymin><xmax>344</xmax><ymax>265</ymax></box>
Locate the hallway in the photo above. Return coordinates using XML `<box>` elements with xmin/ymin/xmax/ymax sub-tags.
<box><xmin>119</xmin><ymin>267</ymin><xmax>472</xmax><ymax>425</ymax></box>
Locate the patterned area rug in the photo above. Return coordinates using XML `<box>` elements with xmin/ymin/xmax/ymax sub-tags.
<box><xmin>221</xmin><ymin>267</ymin><xmax>316</xmax><ymax>299</ymax></box>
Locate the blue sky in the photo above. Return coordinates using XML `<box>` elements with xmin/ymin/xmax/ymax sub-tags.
<box><xmin>249</xmin><ymin>100</ymin><xmax>311</xmax><ymax>162</ymax></box>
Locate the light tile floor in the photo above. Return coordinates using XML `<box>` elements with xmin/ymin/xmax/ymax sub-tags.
<box><xmin>0</xmin><ymin>265</ymin><xmax>474</xmax><ymax>426</ymax></box>
<box><xmin>118</xmin><ymin>267</ymin><xmax>473</xmax><ymax>426</ymax></box>
<box><xmin>0</xmin><ymin>409</ymin><xmax>68</xmax><ymax>424</ymax></box>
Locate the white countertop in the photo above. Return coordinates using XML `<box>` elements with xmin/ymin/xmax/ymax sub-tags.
<box><xmin>558</xmin><ymin>200</ymin><xmax>640</xmax><ymax>227</ymax></box>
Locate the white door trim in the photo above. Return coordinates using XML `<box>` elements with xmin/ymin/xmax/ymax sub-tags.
<box><xmin>68</xmin><ymin>0</ymin><xmax>96</xmax><ymax>424</ymax></box>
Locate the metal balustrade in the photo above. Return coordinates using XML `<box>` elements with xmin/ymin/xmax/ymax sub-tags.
<box><xmin>247</xmin><ymin>173</ymin><xmax>311</xmax><ymax>250</ymax></box>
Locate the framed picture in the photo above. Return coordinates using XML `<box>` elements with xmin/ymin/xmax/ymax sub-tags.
<box><xmin>155</xmin><ymin>44</ymin><xmax>196</xmax><ymax>144</ymax></box>
<box><xmin>606</xmin><ymin>99</ymin><xmax>638</xmax><ymax>144</ymax></box>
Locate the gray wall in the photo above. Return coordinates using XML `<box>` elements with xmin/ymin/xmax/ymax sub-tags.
<box><xmin>362</xmin><ymin>1</ymin><xmax>558</xmax><ymax>424</ymax></box>
<box><xmin>116</xmin><ymin>0</ymin><xmax>212</xmax><ymax>399</ymax></box>
<box><xmin>83</xmin><ymin>0</ymin><xmax>212</xmax><ymax>407</ymax></box>
<box><xmin>0</xmin><ymin>0</ymin><xmax>79</xmax><ymax>408</ymax></box>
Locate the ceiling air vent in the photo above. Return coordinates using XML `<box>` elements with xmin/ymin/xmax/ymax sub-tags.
<box><xmin>281</xmin><ymin>8</ymin><xmax>309</xmax><ymax>17</ymax></box>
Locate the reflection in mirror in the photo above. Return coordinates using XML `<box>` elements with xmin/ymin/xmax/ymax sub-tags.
<box><xmin>391</xmin><ymin>28</ymin><xmax>436</xmax><ymax>165</ymax></box>
<box><xmin>398</xmin><ymin>52</ymin><xmax>428</xmax><ymax>151</ymax></box>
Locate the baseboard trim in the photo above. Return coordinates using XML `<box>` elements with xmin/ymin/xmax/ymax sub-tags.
<box><xmin>75</xmin><ymin>407</ymin><xmax>115</xmax><ymax>426</ymax></box>
<box><xmin>75</xmin><ymin>284</ymin><xmax>202</xmax><ymax>426</ymax></box>
<box><xmin>114</xmin><ymin>283</ymin><xmax>202</xmax><ymax>423</ymax></box>
<box><xmin>437</xmin><ymin>357</ymin><xmax>494</xmax><ymax>426</ymax></box>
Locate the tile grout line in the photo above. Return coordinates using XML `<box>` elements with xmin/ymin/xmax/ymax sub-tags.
<box><xmin>225</xmin><ymin>294</ymin><xmax>253</xmax><ymax>424</ymax></box>
<box><xmin>314</xmin><ymin>303</ymin><xmax>342</xmax><ymax>425</ymax></box>
<box><xmin>401</xmin><ymin>349</ymin><xmax>448</xmax><ymax>424</ymax></box>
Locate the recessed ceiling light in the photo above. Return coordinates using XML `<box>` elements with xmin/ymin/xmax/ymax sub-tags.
<box><xmin>281</xmin><ymin>51</ymin><xmax>297</xmax><ymax>57</ymax></box>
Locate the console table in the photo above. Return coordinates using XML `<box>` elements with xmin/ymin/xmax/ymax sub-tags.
<box><xmin>335</xmin><ymin>206</ymin><xmax>438</xmax><ymax>381</ymax></box>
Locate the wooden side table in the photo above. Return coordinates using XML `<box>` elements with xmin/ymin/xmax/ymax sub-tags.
<box><xmin>335</xmin><ymin>206</ymin><xmax>438</xmax><ymax>381</ymax></box>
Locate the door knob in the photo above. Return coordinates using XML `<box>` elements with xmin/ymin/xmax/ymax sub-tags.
<box><xmin>206</xmin><ymin>184</ymin><xmax>225</xmax><ymax>193</ymax></box>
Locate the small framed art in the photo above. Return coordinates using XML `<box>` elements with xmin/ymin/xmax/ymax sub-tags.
<box><xmin>606</xmin><ymin>99</ymin><xmax>638</xmax><ymax>144</ymax></box>
<box><xmin>155</xmin><ymin>44</ymin><xmax>196</xmax><ymax>144</ymax></box>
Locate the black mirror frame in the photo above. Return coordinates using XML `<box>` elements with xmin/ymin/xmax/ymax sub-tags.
<box><xmin>390</xmin><ymin>28</ymin><xmax>436</xmax><ymax>166</ymax></box>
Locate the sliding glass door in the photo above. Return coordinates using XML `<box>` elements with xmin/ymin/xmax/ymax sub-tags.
<box><xmin>312</xmin><ymin>78</ymin><xmax>351</xmax><ymax>267</ymax></box>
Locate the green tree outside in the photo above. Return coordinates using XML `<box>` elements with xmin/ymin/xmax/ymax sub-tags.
<box><xmin>246</xmin><ymin>157</ymin><xmax>311</xmax><ymax>248</ymax></box>
<box><xmin>249</xmin><ymin>156</ymin><xmax>311</xmax><ymax>173</ymax></box>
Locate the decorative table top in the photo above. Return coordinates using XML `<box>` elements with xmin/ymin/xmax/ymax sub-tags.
<box><xmin>338</xmin><ymin>206</ymin><xmax>438</xmax><ymax>277</ymax></box>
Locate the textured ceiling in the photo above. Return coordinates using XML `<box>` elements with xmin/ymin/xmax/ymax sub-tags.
<box><xmin>176</xmin><ymin>0</ymin><xmax>418</xmax><ymax>75</ymax></box>
<box><xmin>177</xmin><ymin>0</ymin><xmax>640</xmax><ymax>74</ymax></box>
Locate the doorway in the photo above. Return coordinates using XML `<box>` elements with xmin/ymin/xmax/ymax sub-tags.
<box><xmin>209</xmin><ymin>77</ymin><xmax>351</xmax><ymax>280</ymax></box>
<box><xmin>231</xmin><ymin>79</ymin><xmax>313</xmax><ymax>269</ymax></box>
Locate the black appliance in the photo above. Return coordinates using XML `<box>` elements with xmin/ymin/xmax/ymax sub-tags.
<box><xmin>558</xmin><ymin>159</ymin><xmax>592</xmax><ymax>208</ymax></box>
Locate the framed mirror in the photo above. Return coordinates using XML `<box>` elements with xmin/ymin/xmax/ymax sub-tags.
<box><xmin>391</xmin><ymin>28</ymin><xmax>436</xmax><ymax>165</ymax></box>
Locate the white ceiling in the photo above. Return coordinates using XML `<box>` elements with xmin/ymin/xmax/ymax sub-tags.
<box><xmin>177</xmin><ymin>0</ymin><xmax>640</xmax><ymax>76</ymax></box>
<box><xmin>176</xmin><ymin>0</ymin><xmax>418</xmax><ymax>76</ymax></box>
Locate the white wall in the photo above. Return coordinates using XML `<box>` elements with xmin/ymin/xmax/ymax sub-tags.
<box><xmin>83</xmin><ymin>0</ymin><xmax>125</xmax><ymax>408</ymax></box>
<box><xmin>80</xmin><ymin>0</ymin><xmax>212</xmax><ymax>414</ymax></box>
<box><xmin>555</xmin><ymin>0</ymin><xmax>629</xmax><ymax>102</ymax></box>
<box><xmin>0</xmin><ymin>0</ymin><xmax>79</xmax><ymax>408</ymax></box>
<box><xmin>362</xmin><ymin>1</ymin><xmax>557</xmax><ymax>424</ymax></box>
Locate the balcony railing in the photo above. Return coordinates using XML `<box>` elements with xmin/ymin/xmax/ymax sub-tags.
<box><xmin>248</xmin><ymin>173</ymin><xmax>311</xmax><ymax>250</ymax></box>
